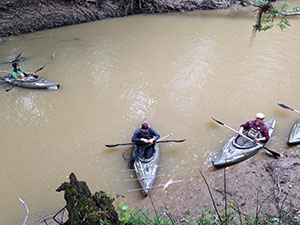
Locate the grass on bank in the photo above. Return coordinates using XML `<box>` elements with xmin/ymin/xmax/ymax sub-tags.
<box><xmin>116</xmin><ymin>169</ymin><xmax>299</xmax><ymax>225</ymax></box>
<box><xmin>44</xmin><ymin>168</ymin><xmax>299</xmax><ymax>225</ymax></box>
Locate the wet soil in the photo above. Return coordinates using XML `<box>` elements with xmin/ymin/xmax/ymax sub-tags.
<box><xmin>28</xmin><ymin>148</ymin><xmax>300</xmax><ymax>225</ymax></box>
<box><xmin>0</xmin><ymin>0</ymin><xmax>236</xmax><ymax>38</ymax></box>
<box><xmin>135</xmin><ymin>149</ymin><xmax>300</xmax><ymax>223</ymax></box>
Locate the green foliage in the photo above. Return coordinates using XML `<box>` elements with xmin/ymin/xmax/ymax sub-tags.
<box><xmin>293</xmin><ymin>7</ymin><xmax>300</xmax><ymax>12</ymax></box>
<box><xmin>194</xmin><ymin>204</ymin><xmax>220</xmax><ymax>224</ymax></box>
<box><xmin>117</xmin><ymin>200</ymin><xmax>299</xmax><ymax>225</ymax></box>
<box><xmin>275</xmin><ymin>2</ymin><xmax>291</xmax><ymax>30</ymax></box>
<box><xmin>118</xmin><ymin>201</ymin><xmax>135</xmax><ymax>224</ymax></box>
<box><xmin>257</xmin><ymin>15</ymin><xmax>273</xmax><ymax>31</ymax></box>
<box><xmin>249</xmin><ymin>0</ymin><xmax>268</xmax><ymax>5</ymax></box>
<box><xmin>249</xmin><ymin>0</ymin><xmax>297</xmax><ymax>32</ymax></box>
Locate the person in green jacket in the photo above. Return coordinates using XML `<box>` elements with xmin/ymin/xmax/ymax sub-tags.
<box><xmin>11</xmin><ymin>62</ymin><xmax>35</xmax><ymax>81</ymax></box>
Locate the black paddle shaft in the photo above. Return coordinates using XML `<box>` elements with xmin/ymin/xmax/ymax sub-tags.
<box><xmin>105</xmin><ymin>139</ymin><xmax>185</xmax><ymax>148</ymax></box>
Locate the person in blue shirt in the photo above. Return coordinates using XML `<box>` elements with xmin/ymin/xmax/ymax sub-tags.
<box><xmin>132</xmin><ymin>122</ymin><xmax>160</xmax><ymax>160</ymax></box>
<box><xmin>11</xmin><ymin>62</ymin><xmax>35</xmax><ymax>81</ymax></box>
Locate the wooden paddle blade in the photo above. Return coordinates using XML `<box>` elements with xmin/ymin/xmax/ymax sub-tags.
<box><xmin>277</xmin><ymin>102</ymin><xmax>293</xmax><ymax>110</ymax></box>
<box><xmin>211</xmin><ymin>117</ymin><xmax>224</xmax><ymax>126</ymax></box>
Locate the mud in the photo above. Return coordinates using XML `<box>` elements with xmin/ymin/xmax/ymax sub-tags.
<box><xmin>28</xmin><ymin>149</ymin><xmax>300</xmax><ymax>225</ymax></box>
<box><xmin>0</xmin><ymin>0</ymin><xmax>236</xmax><ymax>37</ymax></box>
<box><xmin>129</xmin><ymin>149</ymin><xmax>300</xmax><ymax>223</ymax></box>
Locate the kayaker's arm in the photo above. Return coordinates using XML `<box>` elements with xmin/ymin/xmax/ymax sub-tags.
<box><xmin>257</xmin><ymin>124</ymin><xmax>269</xmax><ymax>142</ymax></box>
<box><xmin>131</xmin><ymin>129</ymin><xmax>149</xmax><ymax>143</ymax></box>
<box><xmin>25</xmin><ymin>71</ymin><xmax>35</xmax><ymax>76</ymax></box>
<box><xmin>238</xmin><ymin>126</ymin><xmax>244</xmax><ymax>136</ymax></box>
<box><xmin>20</xmin><ymin>68</ymin><xmax>34</xmax><ymax>76</ymax></box>
<box><xmin>238</xmin><ymin>121</ymin><xmax>254</xmax><ymax>137</ymax></box>
<box><xmin>149</xmin><ymin>128</ymin><xmax>160</xmax><ymax>143</ymax></box>
<box><xmin>131</xmin><ymin>129</ymin><xmax>140</xmax><ymax>143</ymax></box>
<box><xmin>256</xmin><ymin>136</ymin><xmax>267</xmax><ymax>142</ymax></box>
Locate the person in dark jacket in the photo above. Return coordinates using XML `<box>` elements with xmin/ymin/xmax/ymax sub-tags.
<box><xmin>132</xmin><ymin>122</ymin><xmax>160</xmax><ymax>160</ymax></box>
<box><xmin>237</xmin><ymin>112</ymin><xmax>269</xmax><ymax>146</ymax></box>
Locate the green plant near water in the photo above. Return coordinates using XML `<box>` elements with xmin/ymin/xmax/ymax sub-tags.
<box><xmin>118</xmin><ymin>198</ymin><xmax>299</xmax><ymax>225</ymax></box>
<box><xmin>116</xmin><ymin>169</ymin><xmax>300</xmax><ymax>225</ymax></box>
<box><xmin>247</xmin><ymin>0</ymin><xmax>300</xmax><ymax>34</ymax></box>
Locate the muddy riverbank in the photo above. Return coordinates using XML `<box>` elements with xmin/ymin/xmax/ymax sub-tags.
<box><xmin>0</xmin><ymin>0</ymin><xmax>237</xmax><ymax>38</ymax></box>
<box><xmin>129</xmin><ymin>149</ymin><xmax>300</xmax><ymax>223</ymax></box>
<box><xmin>26</xmin><ymin>149</ymin><xmax>300</xmax><ymax>225</ymax></box>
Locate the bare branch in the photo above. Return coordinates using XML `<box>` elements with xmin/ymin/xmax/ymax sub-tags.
<box><xmin>19</xmin><ymin>198</ymin><xmax>29</xmax><ymax>225</ymax></box>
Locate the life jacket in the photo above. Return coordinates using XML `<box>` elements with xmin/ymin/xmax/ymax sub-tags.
<box><xmin>13</xmin><ymin>69</ymin><xmax>25</xmax><ymax>78</ymax></box>
<box><xmin>245</xmin><ymin>121</ymin><xmax>264</xmax><ymax>139</ymax></box>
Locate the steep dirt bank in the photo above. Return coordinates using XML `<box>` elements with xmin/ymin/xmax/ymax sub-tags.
<box><xmin>0</xmin><ymin>0</ymin><xmax>236</xmax><ymax>38</ymax></box>
<box><xmin>135</xmin><ymin>149</ymin><xmax>300</xmax><ymax>223</ymax></box>
<box><xmin>28</xmin><ymin>149</ymin><xmax>300</xmax><ymax>225</ymax></box>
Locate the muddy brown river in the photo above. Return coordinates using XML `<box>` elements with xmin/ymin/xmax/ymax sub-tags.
<box><xmin>1</xmin><ymin>5</ymin><xmax>300</xmax><ymax>224</ymax></box>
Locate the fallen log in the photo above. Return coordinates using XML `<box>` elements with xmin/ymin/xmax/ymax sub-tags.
<box><xmin>56</xmin><ymin>172</ymin><xmax>120</xmax><ymax>225</ymax></box>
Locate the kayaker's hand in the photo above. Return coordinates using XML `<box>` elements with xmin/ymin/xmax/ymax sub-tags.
<box><xmin>149</xmin><ymin>138</ymin><xmax>156</xmax><ymax>144</ymax></box>
<box><xmin>256</xmin><ymin>137</ymin><xmax>265</xmax><ymax>143</ymax></box>
<box><xmin>238</xmin><ymin>127</ymin><xmax>244</xmax><ymax>137</ymax></box>
<box><xmin>141</xmin><ymin>138</ymin><xmax>151</xmax><ymax>144</ymax></box>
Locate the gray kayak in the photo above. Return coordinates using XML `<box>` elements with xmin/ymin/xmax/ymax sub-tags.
<box><xmin>132</xmin><ymin>119</ymin><xmax>160</xmax><ymax>196</ymax></box>
<box><xmin>287</xmin><ymin>119</ymin><xmax>300</xmax><ymax>145</ymax></box>
<box><xmin>1</xmin><ymin>74</ymin><xmax>60</xmax><ymax>90</ymax></box>
<box><xmin>213</xmin><ymin>119</ymin><xmax>277</xmax><ymax>168</ymax></box>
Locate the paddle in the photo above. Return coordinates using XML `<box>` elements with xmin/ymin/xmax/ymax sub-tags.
<box><xmin>211</xmin><ymin>117</ymin><xmax>280</xmax><ymax>158</ymax></box>
<box><xmin>278</xmin><ymin>102</ymin><xmax>300</xmax><ymax>114</ymax></box>
<box><xmin>13</xmin><ymin>52</ymin><xmax>23</xmax><ymax>62</ymax></box>
<box><xmin>5</xmin><ymin>65</ymin><xmax>45</xmax><ymax>92</ymax></box>
<box><xmin>106</xmin><ymin>133</ymin><xmax>171</xmax><ymax>148</ymax></box>
<box><xmin>105</xmin><ymin>134</ymin><xmax>186</xmax><ymax>148</ymax></box>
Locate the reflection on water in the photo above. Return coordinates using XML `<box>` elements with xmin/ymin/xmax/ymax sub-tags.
<box><xmin>16</xmin><ymin>95</ymin><xmax>48</xmax><ymax>122</ymax></box>
<box><xmin>121</xmin><ymin>87</ymin><xmax>155</xmax><ymax>120</ymax></box>
<box><xmin>168</xmin><ymin>37</ymin><xmax>214</xmax><ymax>113</ymax></box>
<box><xmin>0</xmin><ymin>92</ymin><xmax>57</xmax><ymax>128</ymax></box>
<box><xmin>0</xmin><ymin>7</ymin><xmax>300</xmax><ymax>224</ymax></box>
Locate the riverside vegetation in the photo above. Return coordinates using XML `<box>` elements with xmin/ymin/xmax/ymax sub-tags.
<box><xmin>0</xmin><ymin>0</ymin><xmax>300</xmax><ymax>38</ymax></box>
<box><xmin>37</xmin><ymin>150</ymin><xmax>300</xmax><ymax>225</ymax></box>
<box><xmin>3</xmin><ymin>0</ymin><xmax>300</xmax><ymax>224</ymax></box>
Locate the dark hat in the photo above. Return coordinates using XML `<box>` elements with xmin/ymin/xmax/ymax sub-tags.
<box><xmin>12</xmin><ymin>62</ymin><xmax>19</xmax><ymax>69</ymax></box>
<box><xmin>141</xmin><ymin>122</ymin><xmax>149</xmax><ymax>130</ymax></box>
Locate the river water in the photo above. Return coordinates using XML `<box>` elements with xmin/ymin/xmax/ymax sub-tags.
<box><xmin>1</xmin><ymin>4</ymin><xmax>300</xmax><ymax>224</ymax></box>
